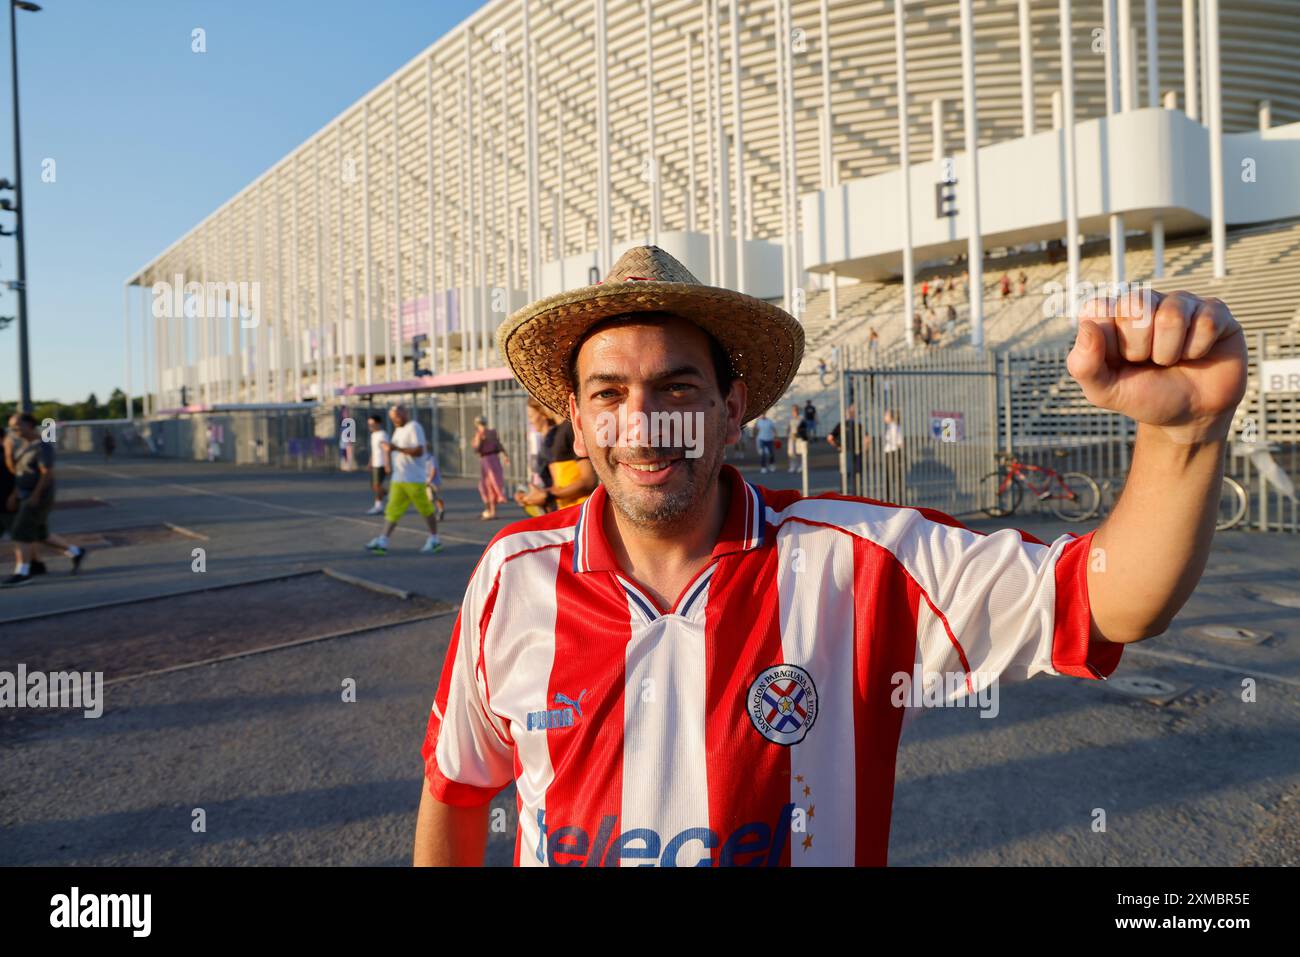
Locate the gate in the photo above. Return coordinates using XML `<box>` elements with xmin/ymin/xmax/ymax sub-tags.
<box><xmin>841</xmin><ymin>349</ymin><xmax>998</xmax><ymax>517</ymax></box>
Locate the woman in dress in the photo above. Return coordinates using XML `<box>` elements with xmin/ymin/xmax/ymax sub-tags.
<box><xmin>471</xmin><ymin>415</ymin><xmax>510</xmax><ymax>520</ymax></box>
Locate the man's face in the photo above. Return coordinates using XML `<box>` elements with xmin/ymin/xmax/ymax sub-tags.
<box><xmin>367</xmin><ymin>418</ymin><xmax>380</xmax><ymax>433</ymax></box>
<box><xmin>389</xmin><ymin>407</ymin><xmax>407</xmax><ymax>428</ymax></box>
<box><xmin>569</xmin><ymin>315</ymin><xmax>746</xmax><ymax>529</ymax></box>
<box><xmin>8</xmin><ymin>415</ymin><xmax>34</xmax><ymax>441</ymax></box>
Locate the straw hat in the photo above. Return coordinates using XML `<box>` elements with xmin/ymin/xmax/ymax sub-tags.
<box><xmin>495</xmin><ymin>245</ymin><xmax>804</xmax><ymax>424</ymax></box>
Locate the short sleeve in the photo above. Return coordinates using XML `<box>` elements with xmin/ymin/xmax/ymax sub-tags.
<box><xmin>421</xmin><ymin>551</ymin><xmax>515</xmax><ymax>806</ymax></box>
<box><xmin>871</xmin><ymin>507</ymin><xmax>1123</xmax><ymax>700</ymax></box>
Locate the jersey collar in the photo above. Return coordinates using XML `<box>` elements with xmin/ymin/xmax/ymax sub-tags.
<box><xmin>571</xmin><ymin>464</ymin><xmax>767</xmax><ymax>575</ymax></box>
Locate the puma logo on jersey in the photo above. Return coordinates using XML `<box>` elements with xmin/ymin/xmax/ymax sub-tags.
<box><xmin>527</xmin><ymin>690</ymin><xmax>588</xmax><ymax>730</ymax></box>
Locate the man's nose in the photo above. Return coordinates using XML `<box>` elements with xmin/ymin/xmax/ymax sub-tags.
<box><xmin>621</xmin><ymin>384</ymin><xmax>669</xmax><ymax>446</ymax></box>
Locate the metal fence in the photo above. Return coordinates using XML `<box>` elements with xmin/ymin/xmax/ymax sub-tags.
<box><xmin>837</xmin><ymin>330</ymin><xmax>1300</xmax><ymax>530</ymax></box>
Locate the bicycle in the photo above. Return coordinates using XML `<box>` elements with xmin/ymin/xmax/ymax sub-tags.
<box><xmin>981</xmin><ymin>450</ymin><xmax>1101</xmax><ymax>521</ymax></box>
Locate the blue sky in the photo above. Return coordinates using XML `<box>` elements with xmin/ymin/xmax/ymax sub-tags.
<box><xmin>0</xmin><ymin>0</ymin><xmax>481</xmax><ymax>404</ymax></box>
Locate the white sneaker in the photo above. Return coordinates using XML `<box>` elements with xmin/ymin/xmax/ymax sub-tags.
<box><xmin>365</xmin><ymin>537</ymin><xmax>388</xmax><ymax>555</ymax></box>
<box><xmin>366</xmin><ymin>502</ymin><xmax>384</xmax><ymax>515</ymax></box>
<box><xmin>420</xmin><ymin>537</ymin><xmax>443</xmax><ymax>554</ymax></box>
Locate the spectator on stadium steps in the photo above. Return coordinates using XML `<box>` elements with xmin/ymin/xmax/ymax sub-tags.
<box><xmin>1000</xmin><ymin>273</ymin><xmax>1011</xmax><ymax>299</ymax></box>
<box><xmin>920</xmin><ymin>280</ymin><xmax>929</xmax><ymax>308</ymax></box>
<box><xmin>868</xmin><ymin>327</ymin><xmax>880</xmax><ymax>354</ymax></box>
<box><xmin>1017</xmin><ymin>270</ymin><xmax>1028</xmax><ymax>296</ymax></box>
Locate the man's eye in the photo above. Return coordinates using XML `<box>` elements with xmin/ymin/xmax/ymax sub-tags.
<box><xmin>593</xmin><ymin>389</ymin><xmax>619</xmax><ymax>400</ymax></box>
<box><xmin>665</xmin><ymin>383</ymin><xmax>695</xmax><ymax>394</ymax></box>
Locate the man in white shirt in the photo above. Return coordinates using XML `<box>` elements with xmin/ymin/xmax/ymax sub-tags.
<box><xmin>754</xmin><ymin>413</ymin><xmax>777</xmax><ymax>472</ymax></box>
<box><xmin>366</xmin><ymin>414</ymin><xmax>390</xmax><ymax>515</ymax></box>
<box><xmin>366</xmin><ymin>404</ymin><xmax>442</xmax><ymax>555</ymax></box>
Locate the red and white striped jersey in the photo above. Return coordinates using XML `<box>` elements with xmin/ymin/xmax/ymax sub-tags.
<box><xmin>421</xmin><ymin>464</ymin><xmax>1121</xmax><ymax>866</ymax></box>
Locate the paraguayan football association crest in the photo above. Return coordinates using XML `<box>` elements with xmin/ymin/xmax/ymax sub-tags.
<box><xmin>747</xmin><ymin>665</ymin><xmax>818</xmax><ymax>746</ymax></box>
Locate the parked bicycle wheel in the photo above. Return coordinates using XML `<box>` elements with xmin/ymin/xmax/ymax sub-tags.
<box><xmin>1215</xmin><ymin>475</ymin><xmax>1248</xmax><ymax>531</ymax></box>
<box><xmin>1049</xmin><ymin>471</ymin><xmax>1101</xmax><ymax>521</ymax></box>
<box><xmin>981</xmin><ymin>470</ymin><xmax>1022</xmax><ymax>518</ymax></box>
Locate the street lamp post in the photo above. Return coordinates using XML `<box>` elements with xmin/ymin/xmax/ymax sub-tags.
<box><xmin>7</xmin><ymin>0</ymin><xmax>39</xmax><ymax>412</ymax></box>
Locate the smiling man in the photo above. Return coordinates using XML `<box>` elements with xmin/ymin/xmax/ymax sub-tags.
<box><xmin>412</xmin><ymin>245</ymin><xmax>1247</xmax><ymax>867</ymax></box>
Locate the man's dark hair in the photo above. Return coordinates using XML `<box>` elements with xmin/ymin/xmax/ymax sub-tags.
<box><xmin>566</xmin><ymin>313</ymin><xmax>737</xmax><ymax>403</ymax></box>
<box><xmin>367</xmin><ymin>413</ymin><xmax>384</xmax><ymax>425</ymax></box>
<box><xmin>16</xmin><ymin>412</ymin><xmax>37</xmax><ymax>428</ymax></box>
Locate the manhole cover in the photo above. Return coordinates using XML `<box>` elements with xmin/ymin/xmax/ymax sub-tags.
<box><xmin>1105</xmin><ymin>674</ymin><xmax>1187</xmax><ymax>705</ymax></box>
<box><xmin>0</xmin><ymin>571</ymin><xmax>451</xmax><ymax>685</ymax></box>
<box><xmin>1196</xmin><ymin>625</ymin><xmax>1271</xmax><ymax>645</ymax></box>
<box><xmin>1249</xmin><ymin>588</ymin><xmax>1300</xmax><ymax>609</ymax></box>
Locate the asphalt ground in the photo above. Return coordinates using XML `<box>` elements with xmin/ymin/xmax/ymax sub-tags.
<box><xmin>0</xmin><ymin>451</ymin><xmax>1296</xmax><ymax>866</ymax></box>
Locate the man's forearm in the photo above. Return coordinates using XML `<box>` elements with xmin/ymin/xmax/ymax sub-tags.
<box><xmin>413</xmin><ymin>785</ymin><xmax>490</xmax><ymax>866</ymax></box>
<box><xmin>1087</xmin><ymin>422</ymin><xmax>1226</xmax><ymax>644</ymax></box>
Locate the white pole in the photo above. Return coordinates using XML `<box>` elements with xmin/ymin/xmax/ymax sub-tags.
<box><xmin>440</xmin><ymin>83</ymin><xmax>450</xmax><ymax>374</ymax></box>
<box><xmin>477</xmin><ymin>61</ymin><xmax>489</xmax><ymax>368</ymax></box>
<box><xmin>1059</xmin><ymin>0</ymin><xmax>1081</xmax><ymax>323</ymax></box>
<box><xmin>363</xmin><ymin>102</ymin><xmax>373</xmax><ymax>385</ymax></box>
<box><xmin>462</xmin><ymin>32</ymin><xmax>474</xmax><ymax>370</ymax></box>
<box><xmin>686</xmin><ymin>33</ymin><xmax>697</xmax><ymax>232</ymax></box>
<box><xmin>703</xmin><ymin>17</ymin><xmax>718</xmax><ymax>282</ymax></box>
<box><xmin>958</xmin><ymin>0</ymin><xmax>984</xmax><ymax>349</ymax></box>
<box><xmin>315</xmin><ymin>140</ymin><xmax>325</xmax><ymax>400</ymax></box>
<box><xmin>336</xmin><ymin>124</ymin><xmax>347</xmax><ymax>389</ymax></box>
<box><xmin>729</xmin><ymin>0</ymin><xmax>745</xmax><ymax>291</ymax></box>
<box><xmin>1206</xmin><ymin>0</ymin><xmax>1225</xmax><ymax>279</ymax></box>
<box><xmin>1018</xmin><ymin>0</ymin><xmax>1035</xmax><ymax>136</ymax></box>
<box><xmin>1199</xmin><ymin>0</ymin><xmax>1209</xmax><ymax>128</ymax></box>
<box><xmin>392</xmin><ymin>83</ymin><xmax>402</xmax><ymax>383</ymax></box>
<box><xmin>647</xmin><ymin>0</ymin><xmax>661</xmax><ymax>245</ymax></box>
<box><xmin>819</xmin><ymin>0</ymin><xmax>833</xmax><ymax>189</ymax></box>
<box><xmin>558</xmin><ymin>96</ymin><xmax>567</xmax><ymax>289</ymax></box>
<box><xmin>895</xmin><ymin>0</ymin><xmax>916</xmax><ymax>348</ymax></box>
<box><xmin>525</xmin><ymin>1</ymin><xmax>541</xmax><ymax>297</ymax></box>
<box><xmin>1182</xmin><ymin>0</ymin><xmax>1199</xmax><ymax>121</ymax></box>
<box><xmin>714</xmin><ymin>0</ymin><xmax>731</xmax><ymax>288</ymax></box>
<box><xmin>1109</xmin><ymin>0</ymin><xmax>1127</xmax><ymax>285</ymax></box>
<box><xmin>1144</xmin><ymin>0</ymin><xmax>1158</xmax><ymax>108</ymax></box>
<box><xmin>774</xmin><ymin>0</ymin><xmax>790</xmax><ymax>308</ymax></box>
<box><xmin>501</xmin><ymin>39</ymin><xmax>511</xmax><ymax>311</ymax></box>
<box><xmin>1146</xmin><ymin>0</ymin><xmax>1163</xmax><ymax>278</ymax></box>
<box><xmin>123</xmin><ymin>283</ymin><xmax>132</xmax><ymax>418</ymax></box>
<box><xmin>595</xmin><ymin>0</ymin><xmax>612</xmax><ymax>274</ymax></box>
<box><xmin>427</xmin><ymin>57</ymin><xmax>437</xmax><ymax>377</ymax></box>
<box><xmin>784</xmin><ymin>0</ymin><xmax>801</xmax><ymax>306</ymax></box>
<box><xmin>932</xmin><ymin>98</ymin><xmax>944</xmax><ymax>161</ymax></box>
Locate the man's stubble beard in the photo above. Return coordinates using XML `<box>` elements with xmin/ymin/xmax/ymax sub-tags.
<box><xmin>597</xmin><ymin>415</ymin><xmax>730</xmax><ymax>530</ymax></box>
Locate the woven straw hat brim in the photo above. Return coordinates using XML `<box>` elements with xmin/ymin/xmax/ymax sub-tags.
<box><xmin>497</xmin><ymin>279</ymin><xmax>805</xmax><ymax>424</ymax></box>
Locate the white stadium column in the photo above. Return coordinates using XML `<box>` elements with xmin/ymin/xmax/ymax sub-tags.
<box><xmin>895</xmin><ymin>0</ymin><xmax>915</xmax><ymax>348</ymax></box>
<box><xmin>595</xmin><ymin>0</ymin><xmax>612</xmax><ymax>275</ymax></box>
<box><xmin>1059</xmin><ymin>0</ymin><xmax>1081</xmax><ymax>322</ymax></box>
<box><xmin>819</xmin><ymin>0</ymin><xmax>833</xmax><ymax>190</ymax></box>
<box><xmin>1206</xmin><ymin>0</ymin><xmax>1225</xmax><ymax>279</ymax></box>
<box><xmin>1018</xmin><ymin>0</ymin><xmax>1035</xmax><ymax>136</ymax></box>
<box><xmin>363</xmin><ymin>101</ymin><xmax>373</xmax><ymax>385</ymax></box>
<box><xmin>1146</xmin><ymin>0</ymin><xmax>1164</xmax><ymax>278</ymax></box>
<box><xmin>1109</xmin><ymin>0</ymin><xmax>1127</xmax><ymax>286</ymax></box>
<box><xmin>932</xmin><ymin>98</ymin><xmax>944</xmax><ymax>160</ymax></box>
<box><xmin>686</xmin><ymin>32</ymin><xmax>697</xmax><ymax>233</ymax></box>
<box><xmin>729</xmin><ymin>0</ymin><xmax>745</xmax><ymax>292</ymax></box>
<box><xmin>1182</xmin><ymin>0</ymin><xmax>1199</xmax><ymax>121</ymax></box>
<box><xmin>958</xmin><ymin>0</ymin><xmax>983</xmax><ymax>349</ymax></box>
<box><xmin>648</xmin><ymin>0</ymin><xmax>662</xmax><ymax>247</ymax></box>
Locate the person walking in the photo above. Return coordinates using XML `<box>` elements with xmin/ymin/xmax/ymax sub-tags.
<box><xmin>754</xmin><ymin>412</ymin><xmax>777</xmax><ymax>473</ymax></box>
<box><xmin>101</xmin><ymin>430</ymin><xmax>116</xmax><ymax>461</ymax></box>
<box><xmin>3</xmin><ymin>413</ymin><xmax>87</xmax><ymax>586</ymax></box>
<box><xmin>827</xmin><ymin>402</ymin><xmax>861</xmax><ymax>495</ymax></box>
<box><xmin>882</xmin><ymin>407</ymin><xmax>904</xmax><ymax>504</ymax></box>
<box><xmin>366</xmin><ymin>413</ymin><xmax>390</xmax><ymax>515</ymax></box>
<box><xmin>364</xmin><ymin>404</ymin><xmax>441</xmax><ymax>555</ymax></box>
<box><xmin>802</xmin><ymin>399</ymin><xmax>817</xmax><ymax>440</ymax></box>
<box><xmin>472</xmin><ymin>415</ymin><xmax>510</xmax><ymax>520</ymax></box>
<box><xmin>786</xmin><ymin>403</ymin><xmax>804</xmax><ymax>473</ymax></box>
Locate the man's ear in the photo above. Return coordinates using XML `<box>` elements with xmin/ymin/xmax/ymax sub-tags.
<box><xmin>569</xmin><ymin>393</ymin><xmax>588</xmax><ymax>458</ymax></box>
<box><xmin>723</xmin><ymin>380</ymin><xmax>749</xmax><ymax>447</ymax></box>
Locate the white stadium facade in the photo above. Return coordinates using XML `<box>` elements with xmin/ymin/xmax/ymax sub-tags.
<box><xmin>119</xmin><ymin>0</ymin><xmax>1300</xmax><ymax>510</ymax></box>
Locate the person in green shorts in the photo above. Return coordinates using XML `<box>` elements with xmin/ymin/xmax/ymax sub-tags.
<box><xmin>365</xmin><ymin>404</ymin><xmax>441</xmax><ymax>555</ymax></box>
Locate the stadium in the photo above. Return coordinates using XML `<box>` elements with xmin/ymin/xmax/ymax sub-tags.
<box><xmin>118</xmin><ymin>0</ymin><xmax>1300</xmax><ymax>523</ymax></box>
